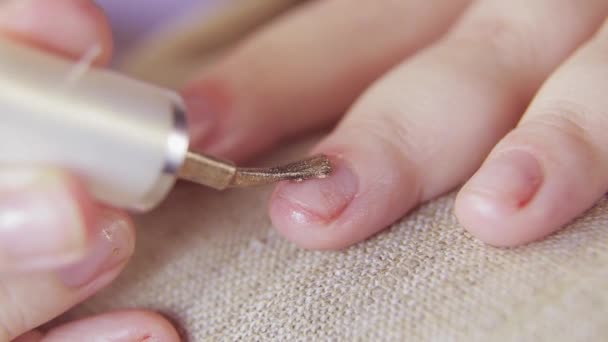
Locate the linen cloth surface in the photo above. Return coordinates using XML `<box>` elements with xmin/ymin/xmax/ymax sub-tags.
<box><xmin>62</xmin><ymin>1</ymin><xmax>608</xmax><ymax>340</ymax></box>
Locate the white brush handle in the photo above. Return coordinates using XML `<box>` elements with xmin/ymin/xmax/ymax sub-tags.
<box><xmin>0</xmin><ymin>39</ymin><xmax>189</xmax><ymax>211</ymax></box>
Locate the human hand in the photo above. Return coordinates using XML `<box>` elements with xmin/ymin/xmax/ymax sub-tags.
<box><xmin>0</xmin><ymin>1</ymin><xmax>179</xmax><ymax>340</ymax></box>
<box><xmin>182</xmin><ymin>0</ymin><xmax>608</xmax><ymax>249</ymax></box>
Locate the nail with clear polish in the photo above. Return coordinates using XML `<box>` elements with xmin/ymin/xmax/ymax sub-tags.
<box><xmin>58</xmin><ymin>210</ymin><xmax>134</xmax><ymax>288</ymax></box>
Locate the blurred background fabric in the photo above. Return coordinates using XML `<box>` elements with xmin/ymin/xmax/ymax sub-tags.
<box><xmin>95</xmin><ymin>0</ymin><xmax>214</xmax><ymax>63</ymax></box>
<box><xmin>96</xmin><ymin>0</ymin><xmax>305</xmax><ymax>87</ymax></box>
<box><xmin>60</xmin><ymin>1</ymin><xmax>608</xmax><ymax>341</ymax></box>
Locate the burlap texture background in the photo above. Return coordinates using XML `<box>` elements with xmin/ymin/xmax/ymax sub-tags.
<box><xmin>63</xmin><ymin>137</ymin><xmax>608</xmax><ymax>341</ymax></box>
<box><xmin>63</xmin><ymin>1</ymin><xmax>608</xmax><ymax>340</ymax></box>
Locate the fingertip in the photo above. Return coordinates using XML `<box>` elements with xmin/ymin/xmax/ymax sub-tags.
<box><xmin>43</xmin><ymin>310</ymin><xmax>181</xmax><ymax>342</ymax></box>
<box><xmin>269</xmin><ymin>190</ymin><xmax>337</xmax><ymax>250</ymax></box>
<box><xmin>268</xmin><ymin>137</ymin><xmax>419</xmax><ymax>250</ymax></box>
<box><xmin>453</xmin><ymin>141</ymin><xmax>592</xmax><ymax>248</ymax></box>
<box><xmin>0</xmin><ymin>0</ymin><xmax>113</xmax><ymax>64</ymax></box>
<box><xmin>454</xmin><ymin>149</ymin><xmax>546</xmax><ymax>247</ymax></box>
<box><xmin>454</xmin><ymin>190</ymin><xmax>522</xmax><ymax>247</ymax></box>
<box><xmin>269</xmin><ymin>155</ymin><xmax>360</xmax><ymax>250</ymax></box>
<box><xmin>114</xmin><ymin>310</ymin><xmax>182</xmax><ymax>342</ymax></box>
<box><xmin>58</xmin><ymin>207</ymin><xmax>136</xmax><ymax>289</ymax></box>
<box><xmin>133</xmin><ymin>310</ymin><xmax>182</xmax><ymax>342</ymax></box>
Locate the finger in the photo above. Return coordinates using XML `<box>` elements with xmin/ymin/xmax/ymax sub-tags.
<box><xmin>182</xmin><ymin>0</ymin><xmax>471</xmax><ymax>161</ymax></box>
<box><xmin>269</xmin><ymin>0</ymin><xmax>608</xmax><ymax>249</ymax></box>
<box><xmin>0</xmin><ymin>209</ymin><xmax>135</xmax><ymax>341</ymax></box>
<box><xmin>0</xmin><ymin>167</ymin><xmax>103</xmax><ymax>272</ymax></box>
<box><xmin>455</xmin><ymin>19</ymin><xmax>608</xmax><ymax>246</ymax></box>
<box><xmin>0</xmin><ymin>0</ymin><xmax>113</xmax><ymax>64</ymax></box>
<box><xmin>39</xmin><ymin>310</ymin><xmax>180</xmax><ymax>342</ymax></box>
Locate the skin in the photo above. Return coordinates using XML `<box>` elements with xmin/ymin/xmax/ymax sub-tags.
<box><xmin>1</xmin><ymin>0</ymin><xmax>608</xmax><ymax>339</ymax></box>
<box><xmin>0</xmin><ymin>0</ymin><xmax>180</xmax><ymax>340</ymax></box>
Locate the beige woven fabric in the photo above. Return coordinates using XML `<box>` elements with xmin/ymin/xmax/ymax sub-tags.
<box><xmin>62</xmin><ymin>1</ymin><xmax>608</xmax><ymax>340</ymax></box>
<box><xmin>63</xmin><ymin>138</ymin><xmax>608</xmax><ymax>341</ymax></box>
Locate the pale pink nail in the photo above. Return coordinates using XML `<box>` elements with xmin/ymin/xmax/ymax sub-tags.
<box><xmin>58</xmin><ymin>210</ymin><xmax>134</xmax><ymax>288</ymax></box>
<box><xmin>181</xmin><ymin>81</ymin><xmax>228</xmax><ymax>150</ymax></box>
<box><xmin>271</xmin><ymin>156</ymin><xmax>358</xmax><ymax>226</ymax></box>
<box><xmin>0</xmin><ymin>169</ymin><xmax>85</xmax><ymax>270</ymax></box>
<box><xmin>463</xmin><ymin>149</ymin><xmax>543</xmax><ymax>214</ymax></box>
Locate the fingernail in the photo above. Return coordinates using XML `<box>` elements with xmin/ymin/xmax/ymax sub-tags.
<box><xmin>0</xmin><ymin>169</ymin><xmax>86</xmax><ymax>270</ymax></box>
<box><xmin>58</xmin><ymin>210</ymin><xmax>134</xmax><ymax>288</ymax></box>
<box><xmin>181</xmin><ymin>80</ymin><xmax>231</xmax><ymax>150</ymax></box>
<box><xmin>463</xmin><ymin>149</ymin><xmax>543</xmax><ymax>213</ymax></box>
<box><xmin>271</xmin><ymin>156</ymin><xmax>358</xmax><ymax>225</ymax></box>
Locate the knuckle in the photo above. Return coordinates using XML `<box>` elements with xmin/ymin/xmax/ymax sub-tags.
<box><xmin>349</xmin><ymin>111</ymin><xmax>420</xmax><ymax>164</ymax></box>
<box><xmin>450</xmin><ymin>15</ymin><xmax>538</xmax><ymax>70</ymax></box>
<box><xmin>531</xmin><ymin>101</ymin><xmax>593</xmax><ymax>138</ymax></box>
<box><xmin>524</xmin><ymin>101</ymin><xmax>605</xmax><ymax>165</ymax></box>
<box><xmin>344</xmin><ymin>111</ymin><xmax>425</xmax><ymax>198</ymax></box>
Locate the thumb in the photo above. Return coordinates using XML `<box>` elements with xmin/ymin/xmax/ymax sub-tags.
<box><xmin>0</xmin><ymin>209</ymin><xmax>135</xmax><ymax>341</ymax></box>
